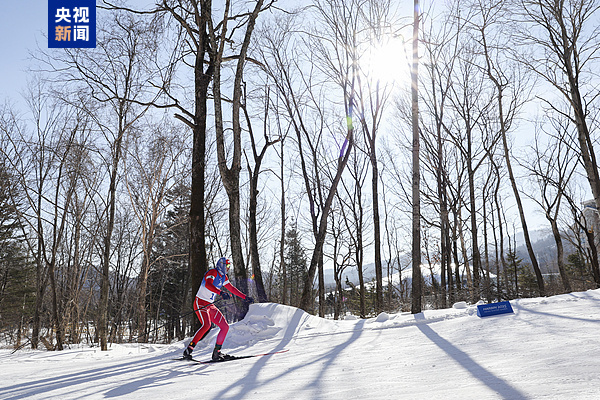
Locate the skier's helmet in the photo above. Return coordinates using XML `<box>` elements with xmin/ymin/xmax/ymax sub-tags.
<box><xmin>216</xmin><ymin>257</ymin><xmax>230</xmax><ymax>276</ymax></box>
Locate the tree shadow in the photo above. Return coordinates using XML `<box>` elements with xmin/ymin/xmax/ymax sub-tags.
<box><xmin>415</xmin><ymin>317</ymin><xmax>529</xmax><ymax>400</ymax></box>
<box><xmin>0</xmin><ymin>352</ymin><xmax>193</xmax><ymax>399</ymax></box>
<box><xmin>211</xmin><ymin>309</ymin><xmax>366</xmax><ymax>400</ymax></box>
<box><xmin>511</xmin><ymin>301</ymin><xmax>600</xmax><ymax>324</ymax></box>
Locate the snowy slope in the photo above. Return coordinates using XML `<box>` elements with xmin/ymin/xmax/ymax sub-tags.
<box><xmin>1</xmin><ymin>290</ymin><xmax>600</xmax><ymax>400</ymax></box>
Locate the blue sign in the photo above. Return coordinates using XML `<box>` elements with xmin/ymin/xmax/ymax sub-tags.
<box><xmin>477</xmin><ymin>301</ymin><xmax>514</xmax><ymax>318</ymax></box>
<box><xmin>48</xmin><ymin>0</ymin><xmax>96</xmax><ymax>48</ymax></box>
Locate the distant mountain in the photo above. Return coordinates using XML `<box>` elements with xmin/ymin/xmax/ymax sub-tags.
<box><xmin>514</xmin><ymin>229</ymin><xmax>577</xmax><ymax>274</ymax></box>
<box><xmin>324</xmin><ymin>228</ymin><xmax>574</xmax><ymax>287</ymax></box>
<box><xmin>513</xmin><ymin>228</ymin><xmax>554</xmax><ymax>248</ymax></box>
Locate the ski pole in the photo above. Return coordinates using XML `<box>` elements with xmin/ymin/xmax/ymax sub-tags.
<box><xmin>181</xmin><ymin>301</ymin><xmax>214</xmax><ymax>318</ymax></box>
<box><xmin>11</xmin><ymin>340</ymin><xmax>31</xmax><ymax>354</ymax></box>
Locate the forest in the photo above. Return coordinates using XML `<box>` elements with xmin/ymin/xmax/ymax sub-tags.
<box><xmin>1</xmin><ymin>0</ymin><xmax>600</xmax><ymax>352</ymax></box>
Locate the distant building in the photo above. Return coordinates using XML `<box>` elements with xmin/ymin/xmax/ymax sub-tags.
<box><xmin>582</xmin><ymin>200</ymin><xmax>600</xmax><ymax>247</ymax></box>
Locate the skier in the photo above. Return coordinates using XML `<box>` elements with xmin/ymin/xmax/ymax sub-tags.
<box><xmin>183</xmin><ymin>257</ymin><xmax>254</xmax><ymax>361</ymax></box>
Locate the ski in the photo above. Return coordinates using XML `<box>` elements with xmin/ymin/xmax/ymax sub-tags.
<box><xmin>174</xmin><ymin>349</ymin><xmax>289</xmax><ymax>364</ymax></box>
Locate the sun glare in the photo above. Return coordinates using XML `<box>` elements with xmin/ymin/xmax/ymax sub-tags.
<box><xmin>364</xmin><ymin>37</ymin><xmax>411</xmax><ymax>86</ymax></box>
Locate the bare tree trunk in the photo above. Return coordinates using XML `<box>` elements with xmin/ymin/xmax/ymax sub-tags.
<box><xmin>477</xmin><ymin>20</ymin><xmax>545</xmax><ymax>297</ymax></box>
<box><xmin>482</xmin><ymin>195</ymin><xmax>492</xmax><ymax>301</ymax></box>
<box><xmin>99</xmin><ymin>131</ymin><xmax>122</xmax><ymax>351</ymax></box>
<box><xmin>370</xmin><ymin>152</ymin><xmax>384</xmax><ymax>313</ymax></box>
<box><xmin>451</xmin><ymin>204</ymin><xmax>462</xmax><ymax>294</ymax></box>
<box><xmin>458</xmin><ymin>205</ymin><xmax>473</xmax><ymax>297</ymax></box>
<box><xmin>411</xmin><ymin>0</ymin><xmax>422</xmax><ymax>314</ymax></box>
<box><xmin>211</xmin><ymin>0</ymin><xmax>266</xmax><ymax>318</ymax></box>
<box><xmin>549</xmin><ymin>218</ymin><xmax>571</xmax><ymax>293</ymax></box>
<box><xmin>279</xmin><ymin>138</ymin><xmax>287</xmax><ymax>305</ymax></box>
<box><xmin>490</xmin><ymin>155</ymin><xmax>506</xmax><ymax>300</ymax></box>
<box><xmin>520</xmin><ymin>0</ymin><xmax>600</xmax><ymax>226</ymax></box>
<box><xmin>243</xmin><ymin>92</ymin><xmax>279</xmax><ymax>303</ymax></box>
<box><xmin>466</xmin><ymin>145</ymin><xmax>482</xmax><ymax>300</ymax></box>
<box><xmin>189</xmin><ymin>35</ymin><xmax>211</xmax><ymax>315</ymax></box>
<box><xmin>299</xmin><ymin>133</ymin><xmax>354</xmax><ymax>311</ymax></box>
<box><xmin>438</xmin><ymin>163</ymin><xmax>449</xmax><ymax>308</ymax></box>
<box><xmin>318</xmin><ymin>254</ymin><xmax>325</xmax><ymax>317</ymax></box>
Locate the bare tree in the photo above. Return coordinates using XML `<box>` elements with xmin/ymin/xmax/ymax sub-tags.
<box><xmin>103</xmin><ymin>0</ymin><xmax>219</xmax><ymax>313</ymax></box>
<box><xmin>471</xmin><ymin>0</ymin><xmax>545</xmax><ymax>296</ymax></box>
<box><xmin>353</xmin><ymin>0</ymin><xmax>398</xmax><ymax>313</ymax></box>
<box><xmin>516</xmin><ymin>0</ymin><xmax>600</xmax><ymax>274</ymax></box>
<box><xmin>124</xmin><ymin>121</ymin><xmax>190</xmax><ymax>341</ymax></box>
<box><xmin>0</xmin><ymin>83</ymin><xmax>95</xmax><ymax>350</ymax></box>
<box><xmin>411</xmin><ymin>0</ymin><xmax>422</xmax><ymax>313</ymax></box>
<box><xmin>109</xmin><ymin>0</ymin><xmax>216</xmax><ymax>319</ymax></box>
<box><xmin>445</xmin><ymin>39</ymin><xmax>497</xmax><ymax>300</ymax></box>
<box><xmin>37</xmin><ymin>10</ymin><xmax>162</xmax><ymax>349</ymax></box>
<box><xmin>328</xmin><ymin>208</ymin><xmax>351</xmax><ymax>319</ymax></box>
<box><xmin>242</xmin><ymin>87</ymin><xmax>280</xmax><ymax>303</ymax></box>
<box><xmin>208</xmin><ymin>0</ymin><xmax>272</xmax><ymax>318</ymax></box>
<box><xmin>339</xmin><ymin>144</ymin><xmax>370</xmax><ymax>317</ymax></box>
<box><xmin>524</xmin><ymin>115</ymin><xmax>576</xmax><ymax>293</ymax></box>
<box><xmin>257</xmin><ymin>10</ymin><xmax>355</xmax><ymax>313</ymax></box>
<box><xmin>306</xmin><ymin>0</ymin><xmax>398</xmax><ymax>314</ymax></box>
<box><xmin>419</xmin><ymin>0</ymin><xmax>465</xmax><ymax>307</ymax></box>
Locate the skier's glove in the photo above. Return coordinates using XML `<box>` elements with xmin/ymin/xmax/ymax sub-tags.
<box><xmin>220</xmin><ymin>291</ymin><xmax>231</xmax><ymax>300</ymax></box>
<box><xmin>244</xmin><ymin>296</ymin><xmax>254</xmax><ymax>304</ymax></box>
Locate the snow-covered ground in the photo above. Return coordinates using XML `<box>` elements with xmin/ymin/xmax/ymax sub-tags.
<box><xmin>2</xmin><ymin>290</ymin><xmax>600</xmax><ymax>400</ymax></box>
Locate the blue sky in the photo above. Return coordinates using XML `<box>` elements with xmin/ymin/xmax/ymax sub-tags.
<box><xmin>0</xmin><ymin>1</ymin><xmax>47</xmax><ymax>105</ymax></box>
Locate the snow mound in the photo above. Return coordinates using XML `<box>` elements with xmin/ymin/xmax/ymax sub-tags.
<box><xmin>374</xmin><ymin>312</ymin><xmax>390</xmax><ymax>322</ymax></box>
<box><xmin>453</xmin><ymin>301</ymin><xmax>468</xmax><ymax>309</ymax></box>
<box><xmin>227</xmin><ymin>312</ymin><xmax>281</xmax><ymax>346</ymax></box>
<box><xmin>210</xmin><ymin>303</ymin><xmax>323</xmax><ymax>350</ymax></box>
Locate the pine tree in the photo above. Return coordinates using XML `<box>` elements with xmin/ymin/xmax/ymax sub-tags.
<box><xmin>504</xmin><ymin>250</ymin><xmax>540</xmax><ymax>299</ymax></box>
<box><xmin>284</xmin><ymin>225</ymin><xmax>308</xmax><ymax>308</ymax></box>
<box><xmin>517</xmin><ymin>264</ymin><xmax>539</xmax><ymax>298</ymax></box>
<box><xmin>504</xmin><ymin>250</ymin><xmax>521</xmax><ymax>299</ymax></box>
<box><xmin>566</xmin><ymin>252</ymin><xmax>592</xmax><ymax>289</ymax></box>
<box><xmin>0</xmin><ymin>161</ymin><xmax>35</xmax><ymax>345</ymax></box>
<box><xmin>148</xmin><ymin>184</ymin><xmax>191</xmax><ymax>341</ymax></box>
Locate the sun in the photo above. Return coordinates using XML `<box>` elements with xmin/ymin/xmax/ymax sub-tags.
<box><xmin>363</xmin><ymin>36</ymin><xmax>412</xmax><ymax>86</ymax></box>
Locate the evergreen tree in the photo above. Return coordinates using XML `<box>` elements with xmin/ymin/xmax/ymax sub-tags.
<box><xmin>284</xmin><ymin>225</ymin><xmax>308</xmax><ymax>307</ymax></box>
<box><xmin>504</xmin><ymin>250</ymin><xmax>540</xmax><ymax>299</ymax></box>
<box><xmin>504</xmin><ymin>250</ymin><xmax>522</xmax><ymax>299</ymax></box>
<box><xmin>148</xmin><ymin>184</ymin><xmax>190</xmax><ymax>341</ymax></box>
<box><xmin>566</xmin><ymin>252</ymin><xmax>593</xmax><ymax>289</ymax></box>
<box><xmin>0</xmin><ymin>161</ymin><xmax>35</xmax><ymax>344</ymax></box>
<box><xmin>517</xmin><ymin>264</ymin><xmax>539</xmax><ymax>298</ymax></box>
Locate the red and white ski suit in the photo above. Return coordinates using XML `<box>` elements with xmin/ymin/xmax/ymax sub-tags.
<box><xmin>190</xmin><ymin>268</ymin><xmax>247</xmax><ymax>347</ymax></box>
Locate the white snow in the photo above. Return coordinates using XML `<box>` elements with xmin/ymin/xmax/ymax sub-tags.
<box><xmin>2</xmin><ymin>289</ymin><xmax>600</xmax><ymax>399</ymax></box>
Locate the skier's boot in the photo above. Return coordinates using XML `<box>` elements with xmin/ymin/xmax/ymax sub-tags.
<box><xmin>212</xmin><ymin>344</ymin><xmax>223</xmax><ymax>361</ymax></box>
<box><xmin>212</xmin><ymin>344</ymin><xmax>235</xmax><ymax>361</ymax></box>
<box><xmin>183</xmin><ymin>342</ymin><xmax>195</xmax><ymax>360</ymax></box>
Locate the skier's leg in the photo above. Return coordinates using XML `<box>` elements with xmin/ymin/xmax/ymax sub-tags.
<box><xmin>210</xmin><ymin>307</ymin><xmax>230</xmax><ymax>360</ymax></box>
<box><xmin>183</xmin><ymin>299</ymin><xmax>213</xmax><ymax>358</ymax></box>
<box><xmin>211</xmin><ymin>307</ymin><xmax>229</xmax><ymax>346</ymax></box>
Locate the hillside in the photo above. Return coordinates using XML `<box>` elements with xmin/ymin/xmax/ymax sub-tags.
<box><xmin>326</xmin><ymin>229</ymin><xmax>573</xmax><ymax>288</ymax></box>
